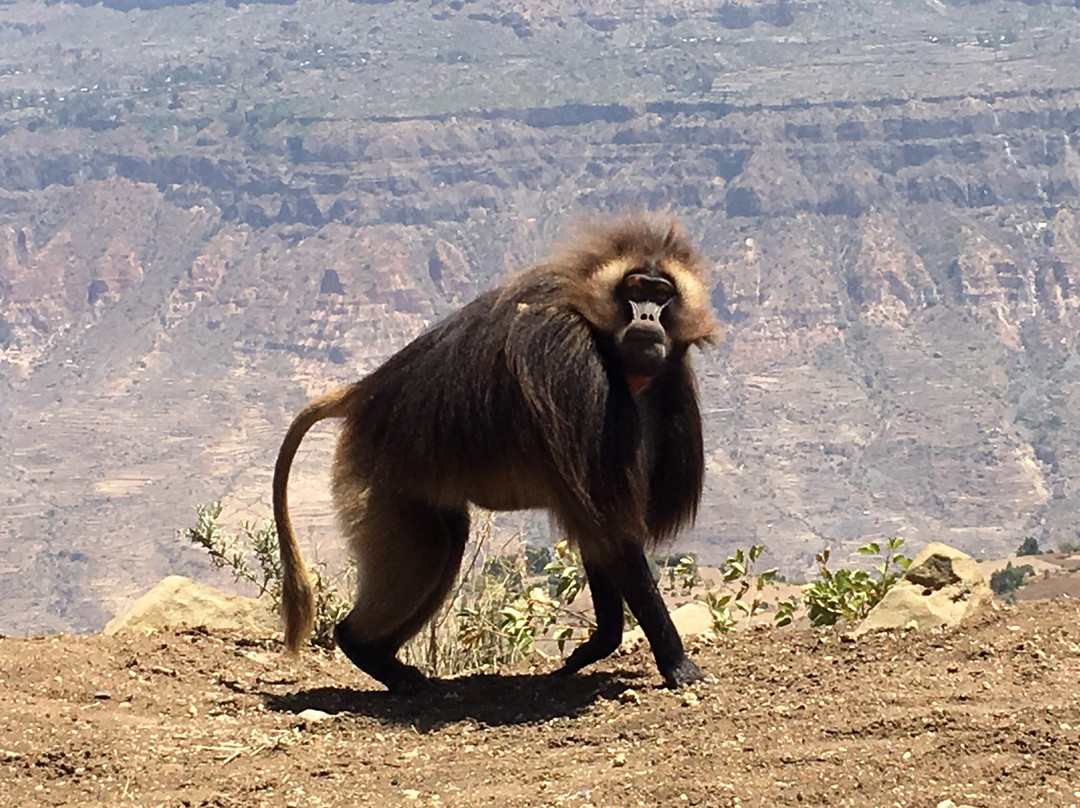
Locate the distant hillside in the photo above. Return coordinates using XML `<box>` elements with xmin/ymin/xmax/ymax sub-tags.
<box><xmin>3</xmin><ymin>0</ymin><xmax>1080</xmax><ymax>632</ymax></box>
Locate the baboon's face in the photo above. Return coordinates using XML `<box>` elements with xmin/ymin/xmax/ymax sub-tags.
<box><xmin>614</xmin><ymin>265</ymin><xmax>678</xmax><ymax>380</ymax></box>
<box><xmin>562</xmin><ymin>221</ymin><xmax>716</xmax><ymax>386</ymax></box>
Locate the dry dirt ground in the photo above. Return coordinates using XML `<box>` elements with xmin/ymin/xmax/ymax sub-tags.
<box><xmin>2</xmin><ymin>600</ymin><xmax>1080</xmax><ymax>808</ymax></box>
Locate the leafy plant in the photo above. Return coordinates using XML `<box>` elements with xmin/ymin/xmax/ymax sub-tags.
<box><xmin>544</xmin><ymin>538</ymin><xmax>586</xmax><ymax>605</ymax></box>
<box><xmin>182</xmin><ymin>502</ymin><xmax>920</xmax><ymax>674</ymax></box>
<box><xmin>802</xmin><ymin>556</ymin><xmax>870</xmax><ymax>627</ymax></box>
<box><xmin>182</xmin><ymin>501</ymin><xmax>281</xmax><ymax>599</ymax></box>
<box><xmin>524</xmin><ymin>544</ymin><xmax>553</xmax><ymax>575</ymax></box>
<box><xmin>407</xmin><ymin>531</ymin><xmax>593</xmax><ymax>674</ymax></box>
<box><xmin>723</xmin><ymin>545</ymin><xmax>777</xmax><ymax>623</ymax></box>
<box><xmin>181</xmin><ymin>501</ymin><xmax>351</xmax><ymax>647</ymax></box>
<box><xmin>704</xmin><ymin>589</ymin><xmax>737</xmax><ymax>633</ymax></box>
<box><xmin>482</xmin><ymin>554</ymin><xmax>524</xmax><ymax>590</ymax></box>
<box><xmin>773</xmin><ymin>596</ymin><xmax>798</xmax><ymax>628</ymax></box>
<box><xmin>802</xmin><ymin>538</ymin><xmax>912</xmax><ymax>627</ymax></box>
<box><xmin>701</xmin><ymin>544</ymin><xmax>786</xmax><ymax>633</ymax></box>
<box><xmin>858</xmin><ymin>537</ymin><xmax>912</xmax><ymax>605</ymax></box>
<box><xmin>308</xmin><ymin>567</ymin><xmax>355</xmax><ymax>650</ymax></box>
<box><xmin>669</xmin><ymin>554</ymin><xmax>701</xmax><ymax>595</ymax></box>
<box><xmin>184</xmin><ymin>502</ymin><xmax>601</xmax><ymax>674</ymax></box>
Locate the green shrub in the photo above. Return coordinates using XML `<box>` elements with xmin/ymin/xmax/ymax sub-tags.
<box><xmin>182</xmin><ymin>504</ymin><xmax>591</xmax><ymax>675</ymax></box>
<box><xmin>183</xmin><ymin>501</ymin><xmax>919</xmax><ymax>674</ymax></box>
<box><xmin>801</xmin><ymin>538</ymin><xmax>912</xmax><ymax>627</ymax></box>
<box><xmin>1016</xmin><ymin>536</ymin><xmax>1042</xmax><ymax>556</ymax></box>
<box><xmin>524</xmin><ymin>544</ymin><xmax>552</xmax><ymax>575</ymax></box>
<box><xmin>989</xmin><ymin>562</ymin><xmax>1034</xmax><ymax>597</ymax></box>
<box><xmin>702</xmin><ymin>544</ymin><xmax>791</xmax><ymax>632</ymax></box>
<box><xmin>181</xmin><ymin>501</ymin><xmax>351</xmax><ymax>647</ymax></box>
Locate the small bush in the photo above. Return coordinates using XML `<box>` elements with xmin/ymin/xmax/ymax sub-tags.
<box><xmin>182</xmin><ymin>504</ymin><xmax>591</xmax><ymax>675</ymax></box>
<box><xmin>181</xmin><ymin>501</ymin><xmax>351</xmax><ymax>647</ymax></box>
<box><xmin>700</xmin><ymin>544</ymin><xmax>793</xmax><ymax>632</ymax></box>
<box><xmin>183</xmin><ymin>501</ymin><xmax>279</xmax><ymax>599</ymax></box>
<box><xmin>412</xmin><ymin>532</ymin><xmax>592</xmax><ymax>675</ymax></box>
<box><xmin>183</xmin><ymin>502</ymin><xmax>919</xmax><ymax>674</ymax></box>
<box><xmin>657</xmin><ymin>554</ymin><xmax>700</xmax><ymax>596</ymax></box>
<box><xmin>1016</xmin><ymin>537</ymin><xmax>1042</xmax><ymax>557</ymax></box>
<box><xmin>802</xmin><ymin>538</ymin><xmax>911</xmax><ymax>627</ymax></box>
<box><xmin>524</xmin><ymin>545</ymin><xmax>552</xmax><ymax>575</ymax></box>
<box><xmin>990</xmin><ymin>562</ymin><xmax>1034</xmax><ymax>598</ymax></box>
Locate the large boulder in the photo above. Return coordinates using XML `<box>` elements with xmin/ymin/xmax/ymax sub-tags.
<box><xmin>853</xmin><ymin>542</ymin><xmax>993</xmax><ymax>636</ymax></box>
<box><xmin>104</xmin><ymin>575</ymin><xmax>278</xmax><ymax>636</ymax></box>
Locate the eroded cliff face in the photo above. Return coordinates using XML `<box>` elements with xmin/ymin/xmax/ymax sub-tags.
<box><xmin>2</xmin><ymin>0</ymin><xmax>1080</xmax><ymax>631</ymax></box>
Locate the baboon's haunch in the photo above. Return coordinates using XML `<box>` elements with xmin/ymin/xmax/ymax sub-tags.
<box><xmin>273</xmin><ymin>217</ymin><xmax>717</xmax><ymax>691</ymax></box>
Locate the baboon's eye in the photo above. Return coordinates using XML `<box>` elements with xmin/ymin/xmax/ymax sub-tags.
<box><xmin>622</xmin><ymin>273</ymin><xmax>675</xmax><ymax>304</ymax></box>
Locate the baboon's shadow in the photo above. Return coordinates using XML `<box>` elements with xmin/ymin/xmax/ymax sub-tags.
<box><xmin>263</xmin><ymin>671</ymin><xmax>643</xmax><ymax>730</ymax></box>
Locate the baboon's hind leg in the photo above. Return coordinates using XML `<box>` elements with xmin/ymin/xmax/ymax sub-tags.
<box><xmin>333</xmin><ymin>492</ymin><xmax>468</xmax><ymax>692</ymax></box>
<box><xmin>384</xmin><ymin>508</ymin><xmax>468</xmax><ymax>652</ymax></box>
<box><xmin>332</xmin><ymin>628</ymin><xmax>430</xmax><ymax>693</ymax></box>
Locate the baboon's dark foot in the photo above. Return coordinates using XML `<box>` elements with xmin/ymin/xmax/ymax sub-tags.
<box><xmin>333</xmin><ymin>623</ymin><xmax>431</xmax><ymax>694</ymax></box>
<box><xmin>554</xmin><ymin>630</ymin><xmax>622</xmax><ymax>678</ymax></box>
<box><xmin>661</xmin><ymin>657</ymin><xmax>707</xmax><ymax>689</ymax></box>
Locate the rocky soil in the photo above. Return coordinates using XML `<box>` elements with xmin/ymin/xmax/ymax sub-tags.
<box><xmin>3</xmin><ymin>599</ymin><xmax>1080</xmax><ymax>808</ymax></box>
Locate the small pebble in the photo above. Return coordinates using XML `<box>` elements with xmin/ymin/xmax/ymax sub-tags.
<box><xmin>618</xmin><ymin>689</ymin><xmax>641</xmax><ymax>706</ymax></box>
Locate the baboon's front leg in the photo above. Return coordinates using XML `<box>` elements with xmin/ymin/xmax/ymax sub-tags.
<box><xmin>557</xmin><ymin>561</ymin><xmax>624</xmax><ymax>677</ymax></box>
<box><xmin>612</xmin><ymin>545</ymin><xmax>705</xmax><ymax>688</ymax></box>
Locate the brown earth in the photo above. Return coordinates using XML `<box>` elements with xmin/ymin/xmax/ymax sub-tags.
<box><xmin>1015</xmin><ymin>573</ymin><xmax>1080</xmax><ymax>602</ymax></box>
<box><xmin>3</xmin><ymin>600</ymin><xmax>1080</xmax><ymax>808</ymax></box>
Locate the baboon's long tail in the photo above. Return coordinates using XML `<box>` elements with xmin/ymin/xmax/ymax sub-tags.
<box><xmin>273</xmin><ymin>387</ymin><xmax>354</xmax><ymax>654</ymax></box>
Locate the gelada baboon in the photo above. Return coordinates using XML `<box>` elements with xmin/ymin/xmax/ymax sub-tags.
<box><xmin>273</xmin><ymin>216</ymin><xmax>717</xmax><ymax>691</ymax></box>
